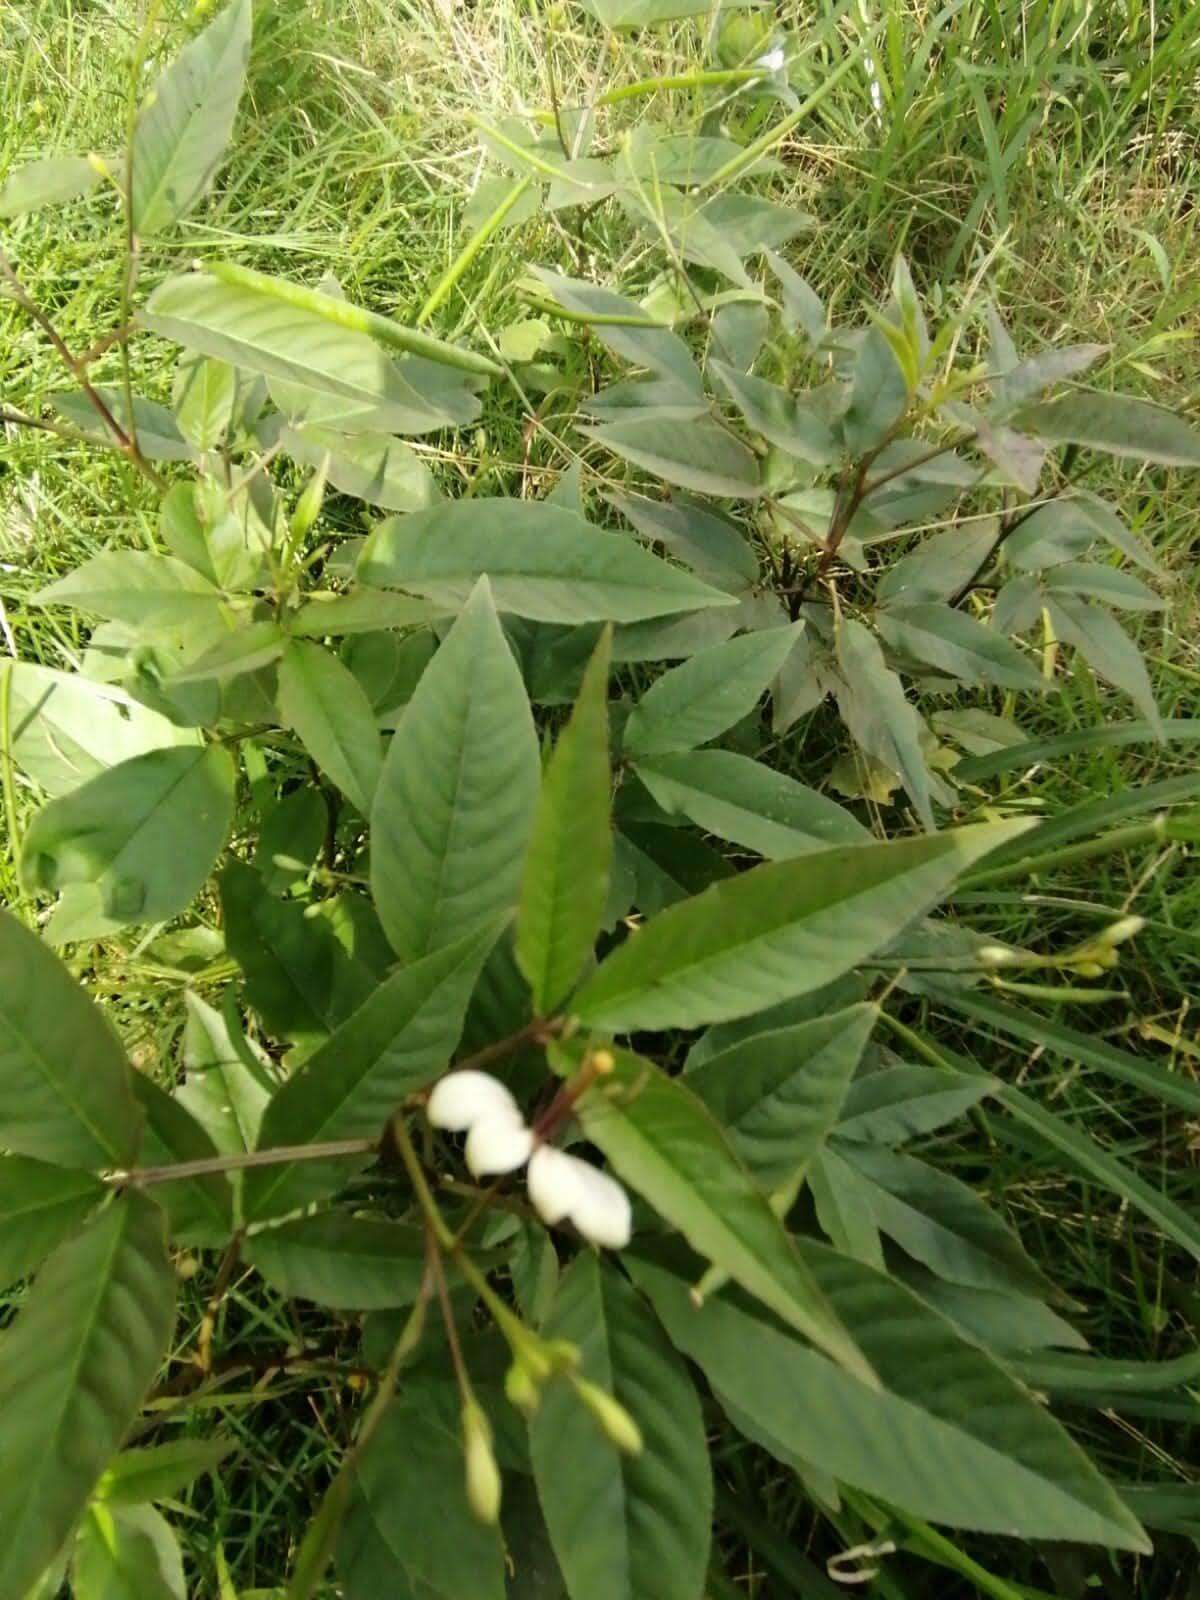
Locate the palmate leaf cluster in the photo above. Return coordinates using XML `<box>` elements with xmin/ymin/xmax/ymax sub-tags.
<box><xmin>2</xmin><ymin>2</ymin><xmax>1200</xmax><ymax>1595</ymax></box>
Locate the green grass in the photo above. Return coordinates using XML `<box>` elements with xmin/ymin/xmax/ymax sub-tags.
<box><xmin>3</xmin><ymin>1</ymin><xmax>1200</xmax><ymax>1594</ymax></box>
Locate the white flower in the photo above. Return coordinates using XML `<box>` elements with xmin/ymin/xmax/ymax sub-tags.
<box><xmin>427</xmin><ymin>1069</ymin><xmax>520</xmax><ymax>1133</ymax></box>
<box><xmin>466</xmin><ymin>1113</ymin><xmax>535</xmax><ymax>1178</ymax></box>
<box><xmin>754</xmin><ymin>46</ymin><xmax>785</xmax><ymax>72</ymax></box>
<box><xmin>527</xmin><ymin>1146</ymin><xmax>632</xmax><ymax>1250</ymax></box>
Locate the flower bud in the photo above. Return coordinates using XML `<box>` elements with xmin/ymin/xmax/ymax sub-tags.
<box><xmin>527</xmin><ymin>1146</ymin><xmax>632</xmax><ymax>1249</ymax></box>
<box><xmin>290</xmin><ymin>456</ymin><xmax>329</xmax><ymax>543</ymax></box>
<box><xmin>465</xmin><ymin>1114</ymin><xmax>535</xmax><ymax>1177</ymax></box>
<box><xmin>428</xmin><ymin>1069</ymin><xmax>521</xmax><ymax>1133</ymax></box>
<box><xmin>504</xmin><ymin>1361</ymin><xmax>540</xmax><ymax>1417</ymax></box>
<box><xmin>462</xmin><ymin>1400</ymin><xmax>502</xmax><ymax>1524</ymax></box>
<box><xmin>1097</xmin><ymin>915</ymin><xmax>1145</xmax><ymax>950</ymax></box>
<box><xmin>572</xmin><ymin>1377</ymin><xmax>643</xmax><ymax>1456</ymax></box>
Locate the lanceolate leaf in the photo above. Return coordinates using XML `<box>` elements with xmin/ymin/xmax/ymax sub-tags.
<box><xmin>358</xmin><ymin>501</ymin><xmax>734</xmax><ymax>624</ymax></box>
<box><xmin>834</xmin><ymin>617</ymin><xmax>945</xmax><ymax>827</ymax></box>
<box><xmin>177</xmin><ymin>991</ymin><xmax>270</xmax><ymax>1155</ymax></box>
<box><xmin>877</xmin><ymin>603</ymin><xmax>1046</xmax><ymax>692</ymax></box>
<box><xmin>552</xmin><ymin>1043</ymin><xmax>871</xmax><ymax>1381</ymax></box>
<box><xmin>173</xmin><ymin>356</ymin><xmax>237</xmax><ymax>449</ymax></box>
<box><xmin>572</xmin><ymin>822</ymin><xmax>1028</xmax><ymax>1032</ymax></box>
<box><xmin>0</xmin><ymin>1155</ymin><xmax>105</xmax><ymax>1289</ymax></box>
<box><xmin>131</xmin><ymin>0</ymin><xmax>252</xmax><ymax>234</ymax></box>
<box><xmin>243</xmin><ymin>924</ymin><xmax>496</xmax><ymax>1221</ymax></box>
<box><xmin>33</xmin><ymin>551</ymin><xmax>225</xmax><ymax>630</ymax></box>
<box><xmin>630</xmin><ymin>1243</ymin><xmax>1149</xmax><ymax>1551</ymax></box>
<box><xmin>1016</xmin><ymin>391</ymin><xmax>1200</xmax><ymax>467</ymax></box>
<box><xmin>370</xmin><ymin>579</ymin><xmax>540</xmax><ymax>962</ymax></box>
<box><xmin>246</xmin><ymin>1215</ymin><xmax>427</xmax><ymax>1309</ymax></box>
<box><xmin>20</xmin><ymin>744</ymin><xmax>236</xmax><ymax>928</ymax></box>
<box><xmin>0</xmin><ymin>908</ymin><xmax>140</xmax><ymax>1168</ymax></box>
<box><xmin>99</xmin><ymin>1439</ymin><xmax>234</xmax><ymax>1505</ymax></box>
<box><xmin>0</xmin><ymin>154</ymin><xmax>102</xmax><ymax>218</ymax></box>
<box><xmin>278</xmin><ymin>641</ymin><xmax>382</xmax><ymax>814</ymax></box>
<box><xmin>581</xmin><ymin>416</ymin><xmax>762</xmax><ymax>499</ymax></box>
<box><xmin>1045</xmin><ymin>595</ymin><xmax>1162</xmax><ymax>731</ymax></box>
<box><xmin>73</xmin><ymin>1503</ymin><xmax>185</xmax><ymax>1600</ymax></box>
<box><xmin>516</xmin><ymin>630</ymin><xmax>613</xmax><ymax>1013</ymax></box>
<box><xmin>52</xmin><ymin>389</ymin><xmax>197</xmax><ymax>462</ymax></box>
<box><xmin>279</xmin><ymin>424</ymin><xmax>438</xmax><ymax>512</ymax></box>
<box><xmin>0</xmin><ymin>1192</ymin><xmax>177</xmax><ymax>1600</ymax></box>
<box><xmin>530</xmin><ymin>1254</ymin><xmax>712</xmax><ymax>1600</ymax></box>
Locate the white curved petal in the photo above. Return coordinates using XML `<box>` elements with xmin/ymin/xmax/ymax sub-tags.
<box><xmin>527</xmin><ymin>1145</ymin><xmax>584</xmax><ymax>1226</ymax></box>
<box><xmin>569</xmin><ymin>1161</ymin><xmax>632</xmax><ymax>1250</ymax></box>
<box><xmin>465</xmin><ymin>1114</ymin><xmax>535</xmax><ymax>1178</ymax></box>
<box><xmin>427</xmin><ymin>1069</ymin><xmax>519</xmax><ymax>1132</ymax></box>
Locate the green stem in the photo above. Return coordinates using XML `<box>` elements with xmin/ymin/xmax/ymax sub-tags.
<box><xmin>112</xmin><ymin>1136</ymin><xmax>379</xmax><ymax>1188</ymax></box>
<box><xmin>841</xmin><ymin>1490</ymin><xmax>1028</xmax><ymax>1600</ymax></box>
<box><xmin>0</xmin><ymin>660</ymin><xmax>26</xmax><ymax>920</ymax></box>
<box><xmin>418</xmin><ymin>175</ymin><xmax>534</xmax><ymax>326</ymax></box>
<box><xmin>962</xmin><ymin>816</ymin><xmax>1167</xmax><ymax>890</ymax></box>
<box><xmin>529</xmin><ymin>67</ymin><xmax>768</xmax><ymax>123</ymax></box>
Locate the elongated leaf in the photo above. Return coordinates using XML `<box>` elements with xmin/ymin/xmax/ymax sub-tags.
<box><xmin>837</xmin><ymin>1064</ymin><xmax>997</xmax><ymax>1144</ymax></box>
<box><xmin>279</xmin><ymin>424</ymin><xmax>437</xmax><ymax>512</ymax></box>
<box><xmin>609</xmin><ymin>491</ymin><xmax>758</xmax><ymax>590</ymax></box>
<box><xmin>553</xmin><ymin>1043</ymin><xmax>870</xmax><ymax>1380</ymax></box>
<box><xmin>530</xmin><ymin>1254</ymin><xmax>711</xmax><ymax>1600</ymax></box>
<box><xmin>0</xmin><ymin>662</ymin><xmax>197</xmax><ymax>801</ymax></box>
<box><xmin>244</xmin><ymin>924</ymin><xmax>495</xmax><ymax>1220</ymax></box>
<box><xmin>842</xmin><ymin>322</ymin><xmax>908</xmax><ymax>454</ymax></box>
<box><xmin>528</xmin><ymin>267</ymin><xmax>701</xmax><ymax>388</ymax></box>
<box><xmin>834</xmin><ymin>617</ymin><xmax>944</xmax><ymax>827</ymax></box>
<box><xmin>991</xmin><ymin>342</ymin><xmax>1106</xmax><ymax>415</ymax></box>
<box><xmin>52</xmin><ymin>389</ymin><xmax>197</xmax><ymax>462</ymax></box>
<box><xmin>0</xmin><ymin>154</ymin><xmax>102</xmax><ymax>218</ymax></box>
<box><xmin>630</xmin><ymin>1242</ymin><xmax>1148</xmax><ymax>1550</ymax></box>
<box><xmin>99</xmin><ymin>1439</ymin><xmax>233</xmax><ymax>1505</ymax></box>
<box><xmin>246</xmin><ymin>1214</ymin><xmax>426</xmax><ymax>1309</ymax></box>
<box><xmin>709</xmin><ymin>361</ymin><xmax>837</xmax><ymax>465</ymax></box>
<box><xmin>0</xmin><ymin>1155</ymin><xmax>105</xmax><ymax>1289</ymax></box>
<box><xmin>33</xmin><ymin>551</ymin><xmax>225</xmax><ymax>630</ymax></box>
<box><xmin>878</xmin><ymin>602</ymin><xmax>1045</xmax><ymax>692</ymax></box>
<box><xmin>176</xmin><ymin>991</ymin><xmax>270</xmax><ymax>1155</ymax></box>
<box><xmin>687</xmin><ymin>1006</ymin><xmax>877</xmax><ymax>1190</ymax></box>
<box><xmin>1046</xmin><ymin>595</ymin><xmax>1161</xmax><ymax>730</ymax></box>
<box><xmin>573</xmin><ymin>821</ymin><xmax>1026</xmax><ymax>1031</ymax></box>
<box><xmin>1016</xmin><ymin>391</ymin><xmax>1200</xmax><ymax>467</ymax></box>
<box><xmin>370</xmin><ymin>579</ymin><xmax>540</xmax><ymax>962</ymax></box>
<box><xmin>338</xmin><ymin>1393</ymin><xmax>505</xmax><ymax>1600</ymax></box>
<box><xmin>131</xmin><ymin>0</ymin><xmax>251</xmax><ymax>233</ymax></box>
<box><xmin>169</xmin><ymin>620</ymin><xmax>285</xmax><ymax>686</ymax></box>
<box><xmin>21</xmin><ymin>744</ymin><xmax>236</xmax><ymax>927</ymax></box>
<box><xmin>132</xmin><ymin>1074</ymin><xmax>235</xmax><ymax>1247</ymax></box>
<box><xmin>172</xmin><ymin>355</ymin><xmax>237</xmax><ymax>450</ymax></box>
<box><xmin>74</xmin><ymin>1503</ymin><xmax>184</xmax><ymax>1600</ymax></box>
<box><xmin>358</xmin><ymin>500</ymin><xmax>733</xmax><ymax>624</ymax></box>
<box><xmin>623</xmin><ymin>624</ymin><xmax>803</xmax><ymax>757</ymax></box>
<box><xmin>278</xmin><ymin>641</ymin><xmax>381</xmax><ymax>814</ymax></box>
<box><xmin>635</xmin><ymin>750</ymin><xmax>867</xmax><ymax>859</ymax></box>
<box><xmin>0</xmin><ymin>908</ymin><xmax>139</xmax><ymax>1168</ymax></box>
<box><xmin>516</xmin><ymin>631</ymin><xmax>612</xmax><ymax>1013</ymax></box>
<box><xmin>1042</xmin><ymin>562</ymin><xmax>1163</xmax><ymax>612</ymax></box>
<box><xmin>581</xmin><ymin>416</ymin><xmax>762</xmax><ymax>498</ymax></box>
<box><xmin>0</xmin><ymin>1192</ymin><xmax>177</xmax><ymax>1599</ymax></box>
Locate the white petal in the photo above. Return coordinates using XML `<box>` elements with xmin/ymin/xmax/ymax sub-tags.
<box><xmin>754</xmin><ymin>46</ymin><xmax>785</xmax><ymax>71</ymax></box>
<box><xmin>427</xmin><ymin>1070</ymin><xmax>519</xmax><ymax>1132</ymax></box>
<box><xmin>527</xmin><ymin>1145</ymin><xmax>584</xmax><ymax>1226</ymax></box>
<box><xmin>465</xmin><ymin>1114</ymin><xmax>535</xmax><ymax>1178</ymax></box>
<box><xmin>568</xmin><ymin>1161</ymin><xmax>632</xmax><ymax>1250</ymax></box>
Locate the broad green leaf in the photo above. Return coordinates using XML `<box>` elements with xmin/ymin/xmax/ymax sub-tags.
<box><xmin>634</xmin><ymin>750</ymin><xmax>867</xmax><ymax>859</ymax></box>
<box><xmin>142</xmin><ymin>274</ymin><xmax>479</xmax><ymax>436</ymax></box>
<box><xmin>73</xmin><ymin>1503</ymin><xmax>185</xmax><ymax>1600</ymax></box>
<box><xmin>0</xmin><ymin>1192</ymin><xmax>177</xmax><ymax>1600</ymax></box>
<box><xmin>246</xmin><ymin>1214</ymin><xmax>426</xmax><ymax>1309</ymax></box>
<box><xmin>516</xmin><ymin>630</ymin><xmax>613</xmax><ymax>1013</ymax></box>
<box><xmin>623</xmin><ymin>624</ymin><xmax>804</xmax><ymax>757</ymax></box>
<box><xmin>877</xmin><ymin>602</ymin><xmax>1046</xmax><ymax>692</ymax></box>
<box><xmin>0</xmin><ymin>662</ymin><xmax>197</xmax><ymax>799</ymax></box>
<box><xmin>370</xmin><ymin>579</ymin><xmax>540</xmax><ymax>962</ymax></box>
<box><xmin>875</xmin><ymin>524</ymin><xmax>998</xmax><ymax>608</ymax></box>
<box><xmin>1015</xmin><ymin>391</ymin><xmax>1200</xmax><ymax>467</ymax></box>
<box><xmin>169</xmin><ymin>620</ymin><xmax>285</xmax><ymax>686</ymax></box>
<box><xmin>709</xmin><ymin>300</ymin><xmax>770</xmax><ymax>371</ymax></box>
<box><xmin>609</xmin><ymin>491</ymin><xmax>758</xmax><ymax>590</ymax></box>
<box><xmin>686</xmin><ymin>1006</ymin><xmax>877</xmax><ymax>1190</ymax></box>
<box><xmin>530</xmin><ymin>1254</ymin><xmax>711</xmax><ymax>1600</ymax></box>
<box><xmin>243</xmin><ymin>924</ymin><xmax>495</xmax><ymax>1220</ymax></box>
<box><xmin>765</xmin><ymin>250</ymin><xmax>827</xmax><ymax>345</ymax></box>
<box><xmin>131</xmin><ymin>0</ymin><xmax>252</xmax><ymax>234</ymax></box>
<box><xmin>338</xmin><ymin>1393</ymin><xmax>505</xmax><ymax>1600</ymax></box>
<box><xmin>573</xmin><ymin>822</ymin><xmax>1026</xmax><ymax>1031</ymax></box>
<box><xmin>834</xmin><ymin>617</ymin><xmax>945</xmax><ymax>826</ymax></box>
<box><xmin>837</xmin><ymin>1064</ymin><xmax>997</xmax><ymax>1144</ymax></box>
<box><xmin>1047</xmin><ymin>595</ymin><xmax>1161</xmax><ymax>730</ymax></box>
<box><xmin>132</xmin><ymin>1074</ymin><xmax>236</xmax><ymax>1247</ymax></box>
<box><xmin>278</xmin><ymin>641</ymin><xmax>382</xmax><ymax>815</ymax></box>
<box><xmin>709</xmin><ymin>361</ymin><xmax>837</xmax><ymax>465</ymax></box>
<box><xmin>358</xmin><ymin>501</ymin><xmax>734</xmax><ymax>624</ymax></box>
<box><xmin>552</xmin><ymin>1042</ymin><xmax>871</xmax><ymax>1380</ymax></box>
<box><xmin>0</xmin><ymin>908</ymin><xmax>139</xmax><ymax>1168</ymax></box>
<box><xmin>33</xmin><ymin>551</ymin><xmax>226</xmax><ymax>630</ymax></box>
<box><xmin>842</xmin><ymin>322</ymin><xmax>908</xmax><ymax>454</ymax></box>
<box><xmin>581</xmin><ymin>416</ymin><xmax>762</xmax><ymax>499</ymax></box>
<box><xmin>220</xmin><ymin>862</ymin><xmax>375</xmax><ymax>1047</ymax></box>
<box><xmin>173</xmin><ymin>356</ymin><xmax>237</xmax><ymax>449</ymax></box>
<box><xmin>0</xmin><ymin>154</ymin><xmax>102</xmax><ymax>218</ymax></box>
<box><xmin>630</xmin><ymin>1243</ymin><xmax>1149</xmax><ymax>1551</ymax></box>
<box><xmin>176</xmin><ymin>991</ymin><xmax>270</xmax><ymax>1155</ymax></box>
<box><xmin>0</xmin><ymin>1155</ymin><xmax>105</xmax><ymax>1289</ymax></box>
<box><xmin>21</xmin><ymin>744</ymin><xmax>236</xmax><ymax>927</ymax></box>
<box><xmin>51</xmin><ymin>388</ymin><xmax>197</xmax><ymax>461</ymax></box>
<box><xmin>99</xmin><ymin>1439</ymin><xmax>233</xmax><ymax>1505</ymax></box>
<box><xmin>279</xmin><ymin>424</ymin><xmax>437</xmax><ymax>512</ymax></box>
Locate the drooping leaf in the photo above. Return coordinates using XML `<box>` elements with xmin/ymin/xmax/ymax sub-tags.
<box><xmin>278</xmin><ymin>641</ymin><xmax>382</xmax><ymax>815</ymax></box>
<box><xmin>623</xmin><ymin>624</ymin><xmax>804</xmax><ymax>757</ymax></box>
<box><xmin>877</xmin><ymin>602</ymin><xmax>1046</xmax><ymax>692</ymax></box>
<box><xmin>243</xmin><ymin>924</ymin><xmax>496</xmax><ymax>1220</ymax></box>
<box><xmin>572</xmin><ymin>822</ymin><xmax>1026</xmax><ymax>1031</ymax></box>
<box><xmin>0</xmin><ymin>908</ymin><xmax>140</xmax><ymax>1168</ymax></box>
<box><xmin>279</xmin><ymin>424</ymin><xmax>438</xmax><ymax>512</ymax></box>
<box><xmin>246</xmin><ymin>1214</ymin><xmax>427</xmax><ymax>1309</ymax></box>
<box><xmin>0</xmin><ymin>1155</ymin><xmax>105</xmax><ymax>1289</ymax></box>
<box><xmin>634</xmin><ymin>750</ymin><xmax>867</xmax><ymax>859</ymax></box>
<box><xmin>0</xmin><ymin>154</ymin><xmax>103</xmax><ymax>218</ymax></box>
<box><xmin>530</xmin><ymin>1254</ymin><xmax>712</xmax><ymax>1600</ymax></box>
<box><xmin>0</xmin><ymin>1192</ymin><xmax>177</xmax><ymax>1600</ymax></box>
<box><xmin>131</xmin><ymin>0</ymin><xmax>252</xmax><ymax>234</ymax></box>
<box><xmin>1016</xmin><ymin>391</ymin><xmax>1200</xmax><ymax>467</ymax></box>
<box><xmin>630</xmin><ymin>1243</ymin><xmax>1148</xmax><ymax>1551</ymax></box>
<box><xmin>1041</xmin><ymin>562</ymin><xmax>1164</xmax><ymax>612</ymax></box>
<box><xmin>370</xmin><ymin>579</ymin><xmax>540</xmax><ymax>962</ymax></box>
<box><xmin>581</xmin><ymin>415</ymin><xmax>762</xmax><ymax>499</ymax></box>
<box><xmin>73</xmin><ymin>1503</ymin><xmax>185</xmax><ymax>1600</ymax></box>
<box><xmin>358</xmin><ymin>501</ymin><xmax>734</xmax><ymax>624</ymax></box>
<box><xmin>516</xmin><ymin>630</ymin><xmax>613</xmax><ymax>1013</ymax></box>
<box><xmin>32</xmin><ymin>551</ymin><xmax>226</xmax><ymax>631</ymax></box>
<box><xmin>21</xmin><ymin>744</ymin><xmax>236</xmax><ymax>929</ymax></box>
